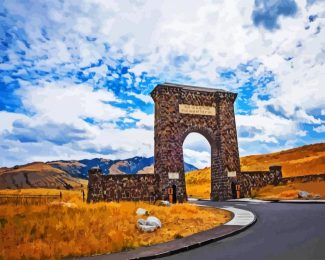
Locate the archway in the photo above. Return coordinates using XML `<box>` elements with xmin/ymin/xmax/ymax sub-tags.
<box><xmin>183</xmin><ymin>132</ymin><xmax>211</xmax><ymax>199</ymax></box>
<box><xmin>151</xmin><ymin>83</ymin><xmax>240</xmax><ymax>201</ymax></box>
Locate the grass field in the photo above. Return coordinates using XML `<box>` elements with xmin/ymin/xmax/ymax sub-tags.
<box><xmin>0</xmin><ymin>188</ymin><xmax>231</xmax><ymax>259</ymax></box>
<box><xmin>186</xmin><ymin>168</ymin><xmax>211</xmax><ymax>199</ymax></box>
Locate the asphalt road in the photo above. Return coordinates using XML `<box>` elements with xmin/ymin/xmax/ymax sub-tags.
<box><xmin>163</xmin><ymin>201</ymin><xmax>325</xmax><ymax>260</ymax></box>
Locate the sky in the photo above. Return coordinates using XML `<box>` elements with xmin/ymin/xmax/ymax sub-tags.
<box><xmin>0</xmin><ymin>0</ymin><xmax>324</xmax><ymax>168</ymax></box>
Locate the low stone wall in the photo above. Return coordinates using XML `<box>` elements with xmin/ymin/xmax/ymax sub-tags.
<box><xmin>239</xmin><ymin>166</ymin><xmax>282</xmax><ymax>197</ymax></box>
<box><xmin>238</xmin><ymin>168</ymin><xmax>325</xmax><ymax>197</ymax></box>
<box><xmin>87</xmin><ymin>168</ymin><xmax>160</xmax><ymax>203</ymax></box>
<box><xmin>88</xmin><ymin>166</ymin><xmax>325</xmax><ymax>201</ymax></box>
<box><xmin>281</xmin><ymin>173</ymin><xmax>325</xmax><ymax>184</ymax></box>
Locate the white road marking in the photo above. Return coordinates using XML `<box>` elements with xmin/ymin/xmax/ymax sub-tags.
<box><xmin>223</xmin><ymin>206</ymin><xmax>255</xmax><ymax>226</ymax></box>
<box><xmin>278</xmin><ymin>199</ymin><xmax>325</xmax><ymax>203</ymax></box>
<box><xmin>227</xmin><ymin>198</ymin><xmax>271</xmax><ymax>203</ymax></box>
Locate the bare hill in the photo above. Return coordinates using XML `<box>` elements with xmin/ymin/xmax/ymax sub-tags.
<box><xmin>0</xmin><ymin>162</ymin><xmax>83</xmax><ymax>189</ymax></box>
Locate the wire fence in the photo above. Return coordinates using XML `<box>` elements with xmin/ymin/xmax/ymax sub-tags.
<box><xmin>0</xmin><ymin>193</ymin><xmax>62</xmax><ymax>205</ymax></box>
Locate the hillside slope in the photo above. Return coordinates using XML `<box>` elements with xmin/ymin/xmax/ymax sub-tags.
<box><xmin>240</xmin><ymin>142</ymin><xmax>325</xmax><ymax>177</ymax></box>
<box><xmin>0</xmin><ymin>162</ymin><xmax>83</xmax><ymax>189</ymax></box>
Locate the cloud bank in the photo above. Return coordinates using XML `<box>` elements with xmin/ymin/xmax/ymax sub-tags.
<box><xmin>0</xmin><ymin>0</ymin><xmax>324</xmax><ymax>167</ymax></box>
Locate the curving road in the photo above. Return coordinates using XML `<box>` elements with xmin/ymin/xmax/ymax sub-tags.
<box><xmin>163</xmin><ymin>201</ymin><xmax>325</xmax><ymax>260</ymax></box>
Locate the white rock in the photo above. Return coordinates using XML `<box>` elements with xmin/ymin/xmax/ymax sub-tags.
<box><xmin>313</xmin><ymin>194</ymin><xmax>321</xmax><ymax>200</ymax></box>
<box><xmin>159</xmin><ymin>200</ymin><xmax>170</xmax><ymax>207</ymax></box>
<box><xmin>137</xmin><ymin>218</ymin><xmax>158</xmax><ymax>232</ymax></box>
<box><xmin>137</xmin><ymin>219</ymin><xmax>146</xmax><ymax>226</ymax></box>
<box><xmin>139</xmin><ymin>224</ymin><xmax>158</xmax><ymax>232</ymax></box>
<box><xmin>137</xmin><ymin>216</ymin><xmax>162</xmax><ymax>232</ymax></box>
<box><xmin>146</xmin><ymin>216</ymin><xmax>162</xmax><ymax>228</ymax></box>
<box><xmin>136</xmin><ymin>208</ymin><xmax>148</xmax><ymax>216</ymax></box>
<box><xmin>298</xmin><ymin>191</ymin><xmax>310</xmax><ymax>199</ymax></box>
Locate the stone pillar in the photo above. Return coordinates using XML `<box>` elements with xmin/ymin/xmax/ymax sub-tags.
<box><xmin>269</xmin><ymin>165</ymin><xmax>282</xmax><ymax>185</ymax></box>
<box><xmin>217</xmin><ymin>93</ymin><xmax>241</xmax><ymax>200</ymax></box>
<box><xmin>87</xmin><ymin>167</ymin><xmax>103</xmax><ymax>203</ymax></box>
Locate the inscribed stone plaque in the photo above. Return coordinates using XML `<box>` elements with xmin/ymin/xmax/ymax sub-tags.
<box><xmin>227</xmin><ymin>171</ymin><xmax>237</xmax><ymax>177</ymax></box>
<box><xmin>168</xmin><ymin>172</ymin><xmax>179</xmax><ymax>179</ymax></box>
<box><xmin>179</xmin><ymin>104</ymin><xmax>216</xmax><ymax>116</ymax></box>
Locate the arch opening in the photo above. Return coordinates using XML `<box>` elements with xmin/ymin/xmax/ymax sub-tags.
<box><xmin>183</xmin><ymin>132</ymin><xmax>212</xmax><ymax>200</ymax></box>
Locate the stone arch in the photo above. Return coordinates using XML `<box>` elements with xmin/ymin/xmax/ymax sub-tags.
<box><xmin>181</xmin><ymin>126</ymin><xmax>216</xmax><ymax>146</ymax></box>
<box><xmin>151</xmin><ymin>83</ymin><xmax>240</xmax><ymax>201</ymax></box>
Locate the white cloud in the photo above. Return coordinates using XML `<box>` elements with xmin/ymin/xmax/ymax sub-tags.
<box><xmin>130</xmin><ymin>110</ymin><xmax>154</xmax><ymax>130</ymax></box>
<box><xmin>321</xmin><ymin>109</ymin><xmax>325</xmax><ymax>116</ymax></box>
<box><xmin>0</xmin><ymin>107</ymin><xmax>155</xmax><ymax>167</ymax></box>
<box><xmin>129</xmin><ymin>93</ymin><xmax>154</xmax><ymax>104</ymax></box>
<box><xmin>236</xmin><ymin>109</ymin><xmax>306</xmax><ymax>144</ymax></box>
<box><xmin>17</xmin><ymin>81</ymin><xmax>125</xmax><ymax>125</ymax></box>
<box><xmin>313</xmin><ymin>125</ymin><xmax>325</xmax><ymax>133</ymax></box>
<box><xmin>0</xmin><ymin>138</ymin><xmax>108</xmax><ymax>167</ymax></box>
<box><xmin>0</xmin><ymin>79</ymin><xmax>156</xmax><ymax>167</ymax></box>
<box><xmin>0</xmin><ymin>111</ymin><xmax>29</xmax><ymax>133</ymax></box>
<box><xmin>183</xmin><ymin>133</ymin><xmax>211</xmax><ymax>168</ymax></box>
<box><xmin>77</xmin><ymin>126</ymin><xmax>154</xmax><ymax>160</ymax></box>
<box><xmin>183</xmin><ymin>148</ymin><xmax>211</xmax><ymax>169</ymax></box>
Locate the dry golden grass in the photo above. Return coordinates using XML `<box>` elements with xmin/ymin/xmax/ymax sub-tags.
<box><xmin>254</xmin><ymin>181</ymin><xmax>325</xmax><ymax>200</ymax></box>
<box><xmin>186</xmin><ymin>184</ymin><xmax>210</xmax><ymax>199</ymax></box>
<box><xmin>186</xmin><ymin>168</ymin><xmax>211</xmax><ymax>199</ymax></box>
<box><xmin>0</xmin><ymin>189</ymin><xmax>231</xmax><ymax>259</ymax></box>
<box><xmin>185</xmin><ymin>143</ymin><xmax>325</xmax><ymax>199</ymax></box>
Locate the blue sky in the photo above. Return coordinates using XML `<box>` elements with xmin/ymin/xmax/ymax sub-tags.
<box><xmin>0</xmin><ymin>0</ymin><xmax>324</xmax><ymax>168</ymax></box>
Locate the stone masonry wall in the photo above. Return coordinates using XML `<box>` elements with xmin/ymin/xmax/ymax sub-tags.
<box><xmin>239</xmin><ymin>166</ymin><xmax>282</xmax><ymax>197</ymax></box>
<box><xmin>87</xmin><ymin>168</ymin><xmax>160</xmax><ymax>202</ymax></box>
<box><xmin>235</xmin><ymin>167</ymin><xmax>325</xmax><ymax>197</ymax></box>
<box><xmin>280</xmin><ymin>173</ymin><xmax>325</xmax><ymax>184</ymax></box>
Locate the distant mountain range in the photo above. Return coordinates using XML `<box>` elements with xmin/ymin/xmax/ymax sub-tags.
<box><xmin>0</xmin><ymin>156</ymin><xmax>197</xmax><ymax>189</ymax></box>
<box><xmin>48</xmin><ymin>156</ymin><xmax>197</xmax><ymax>179</ymax></box>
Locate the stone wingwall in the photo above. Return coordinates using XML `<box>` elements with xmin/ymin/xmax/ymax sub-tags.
<box><xmin>280</xmin><ymin>173</ymin><xmax>325</xmax><ymax>184</ymax></box>
<box><xmin>87</xmin><ymin>168</ymin><xmax>160</xmax><ymax>203</ymax></box>
<box><xmin>239</xmin><ymin>166</ymin><xmax>282</xmax><ymax>197</ymax></box>
<box><xmin>87</xmin><ymin>165</ymin><xmax>324</xmax><ymax>202</ymax></box>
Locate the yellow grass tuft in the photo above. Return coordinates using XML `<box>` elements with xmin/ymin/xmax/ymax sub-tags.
<box><xmin>0</xmin><ymin>189</ymin><xmax>231</xmax><ymax>259</ymax></box>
